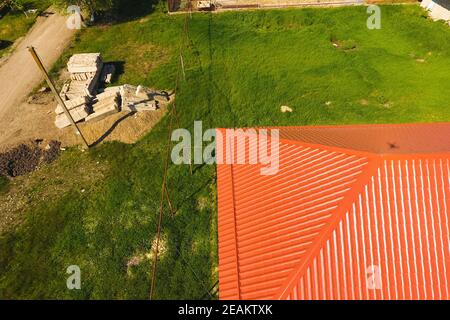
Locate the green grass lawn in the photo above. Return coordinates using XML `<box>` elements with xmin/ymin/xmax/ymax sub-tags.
<box><xmin>0</xmin><ymin>0</ymin><xmax>52</xmax><ymax>58</ymax></box>
<box><xmin>0</xmin><ymin>175</ymin><xmax>8</xmax><ymax>193</ymax></box>
<box><xmin>1</xmin><ymin>3</ymin><xmax>450</xmax><ymax>299</ymax></box>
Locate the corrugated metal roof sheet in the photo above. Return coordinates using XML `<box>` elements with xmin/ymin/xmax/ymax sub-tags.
<box><xmin>277</xmin><ymin>123</ymin><xmax>450</xmax><ymax>154</ymax></box>
<box><xmin>217</xmin><ymin>123</ymin><xmax>450</xmax><ymax>300</ymax></box>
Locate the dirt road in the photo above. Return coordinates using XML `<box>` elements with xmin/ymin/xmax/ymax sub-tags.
<box><xmin>0</xmin><ymin>10</ymin><xmax>165</xmax><ymax>150</ymax></box>
<box><xmin>0</xmin><ymin>10</ymin><xmax>76</xmax><ymax>122</ymax></box>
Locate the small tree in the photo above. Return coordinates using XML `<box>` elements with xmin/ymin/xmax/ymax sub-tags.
<box><xmin>6</xmin><ymin>0</ymin><xmax>28</xmax><ymax>17</ymax></box>
<box><xmin>7</xmin><ymin>0</ymin><xmax>25</xmax><ymax>11</ymax></box>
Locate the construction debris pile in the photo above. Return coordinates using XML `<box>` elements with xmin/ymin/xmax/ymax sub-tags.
<box><xmin>0</xmin><ymin>140</ymin><xmax>62</xmax><ymax>178</ymax></box>
<box><xmin>55</xmin><ymin>53</ymin><xmax>170</xmax><ymax>129</ymax></box>
<box><xmin>61</xmin><ymin>53</ymin><xmax>103</xmax><ymax>100</ymax></box>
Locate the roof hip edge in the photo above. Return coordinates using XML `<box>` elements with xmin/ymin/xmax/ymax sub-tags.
<box><xmin>274</xmin><ymin>157</ymin><xmax>383</xmax><ymax>300</ymax></box>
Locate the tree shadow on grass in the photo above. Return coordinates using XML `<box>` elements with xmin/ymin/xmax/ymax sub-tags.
<box><xmin>0</xmin><ymin>175</ymin><xmax>9</xmax><ymax>194</ymax></box>
<box><xmin>0</xmin><ymin>40</ymin><xmax>13</xmax><ymax>51</ymax></box>
<box><xmin>118</xmin><ymin>0</ymin><xmax>159</xmax><ymax>21</ymax></box>
<box><xmin>96</xmin><ymin>0</ymin><xmax>160</xmax><ymax>24</ymax></box>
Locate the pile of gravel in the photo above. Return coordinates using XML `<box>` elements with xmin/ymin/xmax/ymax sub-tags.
<box><xmin>0</xmin><ymin>140</ymin><xmax>62</xmax><ymax>178</ymax></box>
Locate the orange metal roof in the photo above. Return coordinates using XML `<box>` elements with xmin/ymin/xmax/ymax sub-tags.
<box><xmin>216</xmin><ymin>123</ymin><xmax>450</xmax><ymax>300</ymax></box>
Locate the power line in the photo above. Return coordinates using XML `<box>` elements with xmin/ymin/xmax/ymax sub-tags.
<box><xmin>28</xmin><ymin>47</ymin><xmax>89</xmax><ymax>149</ymax></box>
<box><xmin>173</xmin><ymin>245</ymin><xmax>214</xmax><ymax>300</ymax></box>
<box><xmin>200</xmin><ymin>280</ymin><xmax>219</xmax><ymax>300</ymax></box>
<box><xmin>149</xmin><ymin>1</ymin><xmax>193</xmax><ymax>300</ymax></box>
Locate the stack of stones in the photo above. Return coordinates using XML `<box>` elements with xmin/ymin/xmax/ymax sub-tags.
<box><xmin>55</xmin><ymin>53</ymin><xmax>167</xmax><ymax>129</ymax></box>
<box><xmin>60</xmin><ymin>53</ymin><xmax>103</xmax><ymax>100</ymax></box>
<box><xmin>85</xmin><ymin>90</ymin><xmax>121</xmax><ymax>122</ymax></box>
<box><xmin>55</xmin><ymin>96</ymin><xmax>91</xmax><ymax>129</ymax></box>
<box><xmin>120</xmin><ymin>85</ymin><xmax>159</xmax><ymax>112</ymax></box>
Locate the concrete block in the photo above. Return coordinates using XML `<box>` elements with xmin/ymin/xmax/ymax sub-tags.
<box><xmin>95</xmin><ymin>90</ymin><xmax>120</xmax><ymax>102</ymax></box>
<box><xmin>123</xmin><ymin>101</ymin><xmax>158</xmax><ymax>112</ymax></box>
<box><xmin>67</xmin><ymin>53</ymin><xmax>103</xmax><ymax>74</ymax></box>
<box><xmin>85</xmin><ymin>104</ymin><xmax>119</xmax><ymax>123</ymax></box>
<box><xmin>55</xmin><ymin>96</ymin><xmax>89</xmax><ymax>114</ymax></box>
<box><xmin>93</xmin><ymin>100</ymin><xmax>119</xmax><ymax>113</ymax></box>
<box><xmin>55</xmin><ymin>106</ymin><xmax>90</xmax><ymax>129</ymax></box>
<box><xmin>102</xmin><ymin>85</ymin><xmax>122</xmax><ymax>95</ymax></box>
<box><xmin>120</xmin><ymin>84</ymin><xmax>159</xmax><ymax>112</ymax></box>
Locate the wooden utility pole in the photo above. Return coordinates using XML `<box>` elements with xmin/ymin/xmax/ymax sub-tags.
<box><xmin>28</xmin><ymin>46</ymin><xmax>89</xmax><ymax>149</ymax></box>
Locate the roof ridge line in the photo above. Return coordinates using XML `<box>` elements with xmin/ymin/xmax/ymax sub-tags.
<box><xmin>275</xmin><ymin>156</ymin><xmax>383</xmax><ymax>300</ymax></box>
<box><xmin>262</xmin><ymin>122</ymin><xmax>450</xmax><ymax>129</ymax></box>
<box><xmin>216</xmin><ymin>122</ymin><xmax>450</xmax><ymax>131</ymax></box>
<box><xmin>277</xmin><ymin>137</ymin><xmax>450</xmax><ymax>158</ymax></box>
<box><xmin>276</xmin><ymin>136</ymin><xmax>377</xmax><ymax>158</ymax></box>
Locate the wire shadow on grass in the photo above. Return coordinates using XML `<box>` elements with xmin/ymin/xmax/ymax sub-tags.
<box><xmin>170</xmin><ymin>176</ymin><xmax>215</xmax><ymax>215</ymax></box>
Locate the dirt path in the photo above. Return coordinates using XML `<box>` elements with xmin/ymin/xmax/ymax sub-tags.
<box><xmin>0</xmin><ymin>10</ymin><xmax>168</xmax><ymax>151</ymax></box>
<box><xmin>0</xmin><ymin>9</ymin><xmax>76</xmax><ymax>123</ymax></box>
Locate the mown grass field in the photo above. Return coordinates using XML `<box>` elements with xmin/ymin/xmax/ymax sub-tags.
<box><xmin>0</xmin><ymin>1</ymin><xmax>52</xmax><ymax>58</ymax></box>
<box><xmin>0</xmin><ymin>174</ymin><xmax>8</xmax><ymax>193</ymax></box>
<box><xmin>1</xmin><ymin>3</ymin><xmax>450</xmax><ymax>299</ymax></box>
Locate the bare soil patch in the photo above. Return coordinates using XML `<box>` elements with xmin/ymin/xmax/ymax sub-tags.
<box><xmin>0</xmin><ymin>90</ymin><xmax>168</xmax><ymax>150</ymax></box>
<box><xmin>126</xmin><ymin>234</ymin><xmax>168</xmax><ymax>277</ymax></box>
<box><xmin>0</xmin><ymin>148</ymin><xmax>108</xmax><ymax>234</ymax></box>
<box><xmin>0</xmin><ymin>10</ymin><xmax>76</xmax><ymax>120</ymax></box>
<box><xmin>0</xmin><ymin>140</ymin><xmax>61</xmax><ymax>178</ymax></box>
